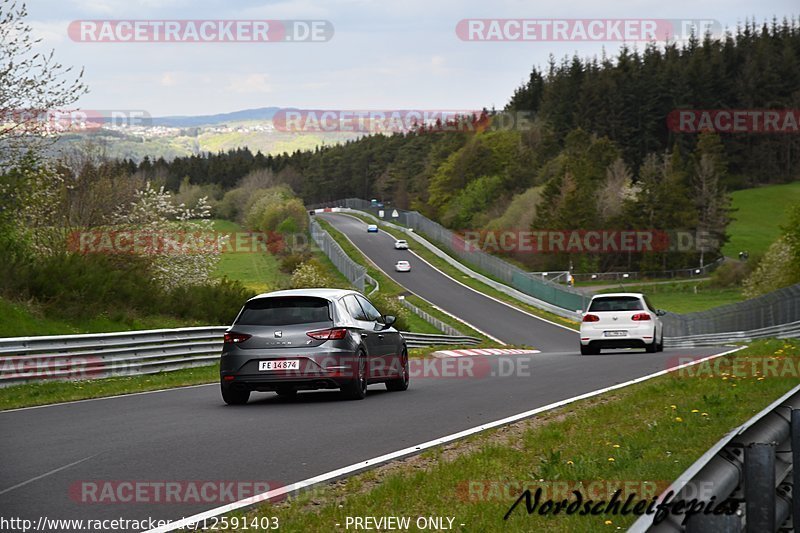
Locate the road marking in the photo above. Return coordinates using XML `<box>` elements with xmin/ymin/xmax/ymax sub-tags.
<box><xmin>433</xmin><ymin>348</ymin><xmax>541</xmax><ymax>357</ymax></box>
<box><xmin>0</xmin><ymin>382</ymin><xmax>216</xmax><ymax>413</ymax></box>
<box><xmin>145</xmin><ymin>345</ymin><xmax>745</xmax><ymax>533</ymax></box>
<box><xmin>0</xmin><ymin>454</ymin><xmax>98</xmax><ymax>496</ymax></box>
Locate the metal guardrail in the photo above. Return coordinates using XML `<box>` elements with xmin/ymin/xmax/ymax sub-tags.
<box><xmin>401</xmin><ymin>332</ymin><xmax>480</xmax><ymax>349</ymax></box>
<box><xmin>400</xmin><ymin>299</ymin><xmax>464</xmax><ymax>337</ymax></box>
<box><xmin>661</xmin><ymin>283</ymin><xmax>800</xmax><ymax>337</ymax></box>
<box><xmin>0</xmin><ymin>327</ymin><xmax>227</xmax><ymax>386</ymax></box>
<box><xmin>629</xmin><ymin>383</ymin><xmax>800</xmax><ymax>532</ymax></box>
<box><xmin>665</xmin><ymin>320</ymin><xmax>800</xmax><ymax>349</ymax></box>
<box><xmin>571</xmin><ymin>258</ymin><xmax>724</xmax><ymax>283</ymax></box>
<box><xmin>0</xmin><ymin>328</ymin><xmax>480</xmax><ymax>386</ymax></box>
<box><xmin>309</xmin><ymin>217</ymin><xmax>367</xmax><ymax>291</ymax></box>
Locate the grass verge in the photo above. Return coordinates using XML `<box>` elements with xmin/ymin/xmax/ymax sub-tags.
<box><xmin>0</xmin><ymin>364</ymin><xmax>219</xmax><ymax>411</ymax></box>
<box><xmin>0</xmin><ymin>297</ymin><xmax>206</xmax><ymax>337</ymax></box>
<box><xmin>224</xmin><ymin>339</ymin><xmax>798</xmax><ymax>532</ymax></box>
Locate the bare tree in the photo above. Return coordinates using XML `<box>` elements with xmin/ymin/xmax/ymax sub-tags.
<box><xmin>0</xmin><ymin>0</ymin><xmax>87</xmax><ymax>170</ymax></box>
<box><xmin>693</xmin><ymin>154</ymin><xmax>731</xmax><ymax>266</ymax></box>
<box><xmin>596</xmin><ymin>158</ymin><xmax>633</xmax><ymax>221</ymax></box>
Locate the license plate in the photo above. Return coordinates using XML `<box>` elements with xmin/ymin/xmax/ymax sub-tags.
<box><xmin>604</xmin><ymin>331</ymin><xmax>628</xmax><ymax>337</ymax></box>
<box><xmin>259</xmin><ymin>360</ymin><xmax>299</xmax><ymax>371</ymax></box>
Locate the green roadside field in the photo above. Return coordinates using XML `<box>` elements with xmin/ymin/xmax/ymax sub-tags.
<box><xmin>597</xmin><ymin>282</ymin><xmax>745</xmax><ymax>314</ymax></box>
<box><xmin>211</xmin><ymin>219</ymin><xmax>287</xmax><ymax>293</ymax></box>
<box><xmin>0</xmin><ymin>297</ymin><xmax>204</xmax><ymax>338</ymax></box>
<box><xmin>226</xmin><ymin>339</ymin><xmax>798</xmax><ymax>532</ymax></box>
<box><xmin>722</xmin><ymin>181</ymin><xmax>800</xmax><ymax>257</ymax></box>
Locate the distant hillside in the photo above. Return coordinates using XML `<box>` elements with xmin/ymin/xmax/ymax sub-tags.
<box><xmin>149</xmin><ymin>107</ymin><xmax>283</xmax><ymax>127</ymax></box>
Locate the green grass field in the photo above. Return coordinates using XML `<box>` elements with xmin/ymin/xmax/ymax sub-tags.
<box><xmin>598</xmin><ymin>282</ymin><xmax>744</xmax><ymax>314</ymax></box>
<box><xmin>211</xmin><ymin>219</ymin><xmax>288</xmax><ymax>293</ymax></box>
<box><xmin>722</xmin><ymin>181</ymin><xmax>800</xmax><ymax>257</ymax></box>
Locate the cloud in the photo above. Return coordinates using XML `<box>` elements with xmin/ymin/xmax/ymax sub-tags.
<box><xmin>226</xmin><ymin>73</ymin><xmax>272</xmax><ymax>94</ymax></box>
<box><xmin>160</xmin><ymin>72</ymin><xmax>178</xmax><ymax>86</ymax></box>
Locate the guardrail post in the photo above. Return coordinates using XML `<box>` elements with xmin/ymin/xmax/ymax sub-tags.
<box><xmin>744</xmin><ymin>442</ymin><xmax>776</xmax><ymax>533</ymax></box>
<box><xmin>792</xmin><ymin>409</ymin><xmax>800</xmax><ymax>530</ymax></box>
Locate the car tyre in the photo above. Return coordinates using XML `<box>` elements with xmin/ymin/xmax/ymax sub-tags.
<box><xmin>386</xmin><ymin>349</ymin><xmax>409</xmax><ymax>392</ymax></box>
<box><xmin>221</xmin><ymin>382</ymin><xmax>250</xmax><ymax>405</ymax></box>
<box><xmin>656</xmin><ymin>332</ymin><xmax>664</xmax><ymax>352</ymax></box>
<box><xmin>645</xmin><ymin>337</ymin><xmax>658</xmax><ymax>353</ymax></box>
<box><xmin>342</xmin><ymin>351</ymin><xmax>368</xmax><ymax>400</ymax></box>
<box><xmin>580</xmin><ymin>344</ymin><xmax>596</xmax><ymax>355</ymax></box>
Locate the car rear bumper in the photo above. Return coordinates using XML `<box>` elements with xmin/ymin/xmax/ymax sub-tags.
<box><xmin>579</xmin><ymin>326</ymin><xmax>655</xmax><ymax>346</ymax></box>
<box><xmin>220</xmin><ymin>345</ymin><xmax>362</xmax><ymax>390</ymax></box>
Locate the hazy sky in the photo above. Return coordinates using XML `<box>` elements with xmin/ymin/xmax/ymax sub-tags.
<box><xmin>24</xmin><ymin>0</ymin><xmax>799</xmax><ymax>117</ymax></box>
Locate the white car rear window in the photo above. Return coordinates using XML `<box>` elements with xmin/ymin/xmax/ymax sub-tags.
<box><xmin>588</xmin><ymin>296</ymin><xmax>644</xmax><ymax>312</ymax></box>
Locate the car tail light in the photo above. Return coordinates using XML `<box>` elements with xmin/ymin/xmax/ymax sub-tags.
<box><xmin>632</xmin><ymin>313</ymin><xmax>651</xmax><ymax>321</ymax></box>
<box><xmin>582</xmin><ymin>314</ymin><xmax>600</xmax><ymax>322</ymax></box>
<box><xmin>307</xmin><ymin>328</ymin><xmax>348</xmax><ymax>340</ymax></box>
<box><xmin>223</xmin><ymin>332</ymin><xmax>252</xmax><ymax>344</ymax></box>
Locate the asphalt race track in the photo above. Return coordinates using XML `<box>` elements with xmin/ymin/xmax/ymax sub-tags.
<box><xmin>0</xmin><ymin>213</ymin><xmax>735</xmax><ymax>531</ymax></box>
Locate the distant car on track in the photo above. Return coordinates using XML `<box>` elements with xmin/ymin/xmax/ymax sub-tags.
<box><xmin>394</xmin><ymin>239</ymin><xmax>408</xmax><ymax>249</ymax></box>
<box><xmin>579</xmin><ymin>293</ymin><xmax>665</xmax><ymax>355</ymax></box>
<box><xmin>367</xmin><ymin>224</ymin><xmax>378</xmax><ymax>233</ymax></box>
<box><xmin>394</xmin><ymin>260</ymin><xmax>411</xmax><ymax>272</ymax></box>
<box><xmin>219</xmin><ymin>288</ymin><xmax>409</xmax><ymax>404</ymax></box>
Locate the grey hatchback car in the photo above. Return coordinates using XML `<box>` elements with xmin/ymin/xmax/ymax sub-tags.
<box><xmin>219</xmin><ymin>288</ymin><xmax>409</xmax><ymax>404</ymax></box>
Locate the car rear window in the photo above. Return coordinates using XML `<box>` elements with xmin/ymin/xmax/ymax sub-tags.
<box><xmin>588</xmin><ymin>296</ymin><xmax>644</xmax><ymax>312</ymax></box>
<box><xmin>236</xmin><ymin>297</ymin><xmax>331</xmax><ymax>326</ymax></box>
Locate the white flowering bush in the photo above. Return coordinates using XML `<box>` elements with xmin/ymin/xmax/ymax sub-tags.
<box><xmin>742</xmin><ymin>236</ymin><xmax>794</xmax><ymax>298</ymax></box>
<box><xmin>290</xmin><ymin>261</ymin><xmax>335</xmax><ymax>289</ymax></box>
<box><xmin>113</xmin><ymin>183</ymin><xmax>224</xmax><ymax>290</ymax></box>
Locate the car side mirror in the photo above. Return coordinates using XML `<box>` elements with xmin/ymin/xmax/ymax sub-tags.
<box><xmin>382</xmin><ymin>315</ymin><xmax>396</xmax><ymax>327</ymax></box>
<box><xmin>656</xmin><ymin>309</ymin><xmax>666</xmax><ymax>316</ymax></box>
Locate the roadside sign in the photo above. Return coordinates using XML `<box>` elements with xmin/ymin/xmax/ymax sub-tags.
<box><xmin>378</xmin><ymin>210</ymin><xmax>385</xmax><ymax>218</ymax></box>
<box><xmin>391</xmin><ymin>209</ymin><xmax>399</xmax><ymax>218</ymax></box>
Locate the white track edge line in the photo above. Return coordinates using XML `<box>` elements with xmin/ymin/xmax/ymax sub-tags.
<box><xmin>146</xmin><ymin>345</ymin><xmax>745</xmax><ymax>533</ymax></box>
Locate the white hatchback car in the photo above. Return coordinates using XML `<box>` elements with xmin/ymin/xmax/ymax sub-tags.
<box><xmin>579</xmin><ymin>293</ymin><xmax>665</xmax><ymax>355</ymax></box>
<box><xmin>394</xmin><ymin>260</ymin><xmax>411</xmax><ymax>272</ymax></box>
<box><xmin>394</xmin><ymin>239</ymin><xmax>409</xmax><ymax>249</ymax></box>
